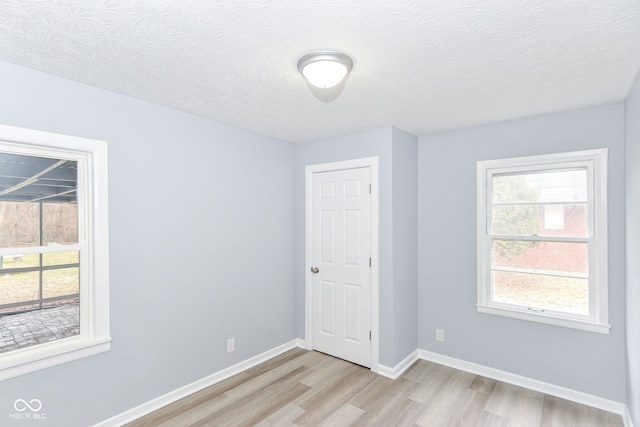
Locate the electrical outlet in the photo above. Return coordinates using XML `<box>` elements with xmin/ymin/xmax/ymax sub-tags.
<box><xmin>227</xmin><ymin>338</ymin><xmax>235</xmax><ymax>353</ymax></box>
<box><xmin>435</xmin><ymin>328</ymin><xmax>445</xmax><ymax>342</ymax></box>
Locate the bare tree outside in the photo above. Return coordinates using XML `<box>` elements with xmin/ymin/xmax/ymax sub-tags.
<box><xmin>491</xmin><ymin>174</ymin><xmax>540</xmax><ymax>260</ymax></box>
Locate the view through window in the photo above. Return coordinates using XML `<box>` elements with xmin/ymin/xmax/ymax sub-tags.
<box><xmin>490</xmin><ymin>168</ymin><xmax>589</xmax><ymax>315</ymax></box>
<box><xmin>0</xmin><ymin>153</ymin><xmax>80</xmax><ymax>353</ymax></box>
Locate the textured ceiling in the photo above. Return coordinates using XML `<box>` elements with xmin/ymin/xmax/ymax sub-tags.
<box><xmin>0</xmin><ymin>1</ymin><xmax>639</xmax><ymax>143</ymax></box>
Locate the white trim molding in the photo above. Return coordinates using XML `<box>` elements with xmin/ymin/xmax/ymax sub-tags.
<box><xmin>94</xmin><ymin>340</ymin><xmax>302</xmax><ymax>427</ymax></box>
<box><xmin>377</xmin><ymin>350</ymin><xmax>419</xmax><ymax>380</ymax></box>
<box><xmin>418</xmin><ymin>349</ymin><xmax>628</xmax><ymax>421</ymax></box>
<box><xmin>623</xmin><ymin>406</ymin><xmax>635</xmax><ymax>427</ymax></box>
<box><xmin>304</xmin><ymin>157</ymin><xmax>380</xmax><ymax>372</ymax></box>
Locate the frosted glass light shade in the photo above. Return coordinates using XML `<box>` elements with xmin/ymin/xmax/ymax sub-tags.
<box><xmin>298</xmin><ymin>52</ymin><xmax>353</xmax><ymax>89</ymax></box>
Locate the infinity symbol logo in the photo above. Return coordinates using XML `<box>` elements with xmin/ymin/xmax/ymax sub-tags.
<box><xmin>14</xmin><ymin>399</ymin><xmax>42</xmax><ymax>412</ymax></box>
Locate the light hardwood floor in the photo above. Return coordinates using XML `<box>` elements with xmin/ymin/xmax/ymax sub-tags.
<box><xmin>126</xmin><ymin>348</ymin><xmax>623</xmax><ymax>426</ymax></box>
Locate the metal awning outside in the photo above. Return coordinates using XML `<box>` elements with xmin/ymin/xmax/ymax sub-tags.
<box><xmin>0</xmin><ymin>153</ymin><xmax>77</xmax><ymax>203</ymax></box>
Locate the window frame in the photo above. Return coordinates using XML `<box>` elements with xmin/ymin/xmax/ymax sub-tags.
<box><xmin>0</xmin><ymin>124</ymin><xmax>110</xmax><ymax>380</ymax></box>
<box><xmin>476</xmin><ymin>149</ymin><xmax>609</xmax><ymax>334</ymax></box>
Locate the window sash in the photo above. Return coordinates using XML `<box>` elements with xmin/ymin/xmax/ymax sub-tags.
<box><xmin>486</xmin><ymin>161</ymin><xmax>594</xmax><ymax>238</ymax></box>
<box><xmin>482</xmin><ymin>237</ymin><xmax>594</xmax><ymax>322</ymax></box>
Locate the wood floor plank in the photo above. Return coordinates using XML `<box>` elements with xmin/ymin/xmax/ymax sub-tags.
<box><xmin>385</xmin><ymin>399</ymin><xmax>428</xmax><ymax>426</ymax></box>
<box><xmin>224</xmin><ymin>353</ymin><xmax>315</xmax><ymax>400</ymax></box>
<box><xmin>540</xmin><ymin>395</ymin><xmax>623</xmax><ymax>427</ymax></box>
<box><xmin>468</xmin><ymin>410</ymin><xmax>511</xmax><ymax>427</ymax></box>
<box><xmin>484</xmin><ymin>381</ymin><xmax>545</xmax><ymax>427</ymax></box>
<box><xmin>253</xmin><ymin>403</ymin><xmax>305</xmax><ymax>427</ymax></box>
<box><xmin>316</xmin><ymin>403</ymin><xmax>365</xmax><ymax>427</ymax></box>
<box><xmin>297</xmin><ymin>352</ymin><xmax>357</xmax><ymax>388</ymax></box>
<box><xmin>154</xmin><ymin>394</ymin><xmax>233</xmax><ymax>427</ymax></box>
<box><xmin>348</xmin><ymin>375</ymin><xmax>396</xmax><ymax>409</ymax></box>
<box><xmin>127</xmin><ymin>350</ymin><xmax>625</xmax><ymax>427</ymax></box>
<box><xmin>125</xmin><ymin>372</ymin><xmax>251</xmax><ymax>427</ymax></box>
<box><xmin>293</xmin><ymin>363</ymin><xmax>377</xmax><ymax>426</ymax></box>
<box><xmin>349</xmin><ymin>377</ymin><xmax>420</xmax><ymax>426</ymax></box>
<box><xmin>407</xmin><ymin>362</ymin><xmax>458</xmax><ymax>404</ymax></box>
<box><xmin>414</xmin><ymin>370</ymin><xmax>476</xmax><ymax>426</ymax></box>
<box><xmin>469</xmin><ymin>375</ymin><xmax>498</xmax><ymax>395</ymax></box>
<box><xmin>402</xmin><ymin>360</ymin><xmax>438</xmax><ymax>384</ymax></box>
<box><xmin>191</xmin><ymin>366</ymin><xmax>312</xmax><ymax>427</ymax></box>
<box><xmin>443</xmin><ymin>388</ymin><xmax>510</xmax><ymax>427</ymax></box>
<box><xmin>242</xmin><ymin>348</ymin><xmax>308</xmax><ymax>379</ymax></box>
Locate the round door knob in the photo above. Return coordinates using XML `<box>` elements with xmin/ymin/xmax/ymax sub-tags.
<box><xmin>311</xmin><ymin>267</ymin><xmax>319</xmax><ymax>274</ymax></box>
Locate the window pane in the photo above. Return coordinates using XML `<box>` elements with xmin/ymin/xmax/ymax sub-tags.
<box><xmin>0</xmin><ymin>149</ymin><xmax>81</xmax><ymax>355</ymax></box>
<box><xmin>492</xmin><ymin>240</ymin><xmax>588</xmax><ymax>275</ymax></box>
<box><xmin>0</xmin><ymin>202</ymin><xmax>39</xmax><ymax>247</ymax></box>
<box><xmin>492</xmin><ymin>270</ymin><xmax>588</xmax><ymax>315</ymax></box>
<box><xmin>536</xmin><ymin>169</ymin><xmax>588</xmax><ymax>203</ymax></box>
<box><xmin>0</xmin><ymin>251</ymin><xmax>80</xmax><ymax>271</ymax></box>
<box><xmin>42</xmin><ymin>203</ymin><xmax>78</xmax><ymax>245</ymax></box>
<box><xmin>0</xmin><ymin>253</ymin><xmax>39</xmax><ymax>270</ymax></box>
<box><xmin>43</xmin><ymin>267</ymin><xmax>79</xmax><ymax>300</ymax></box>
<box><xmin>492</xmin><ymin>203</ymin><xmax>588</xmax><ymax>237</ymax></box>
<box><xmin>542</xmin><ymin>203</ymin><xmax>588</xmax><ymax>236</ymax></box>
<box><xmin>0</xmin><ymin>304</ymin><xmax>79</xmax><ymax>353</ymax></box>
<box><xmin>0</xmin><ymin>271</ymin><xmax>39</xmax><ymax>308</ymax></box>
<box><xmin>0</xmin><ymin>202</ymin><xmax>79</xmax><ymax>247</ymax></box>
<box><xmin>544</xmin><ymin>205</ymin><xmax>564</xmax><ymax>229</ymax></box>
<box><xmin>491</xmin><ymin>204</ymin><xmax>541</xmax><ymax>236</ymax></box>
<box><xmin>0</xmin><ymin>152</ymin><xmax>77</xmax><ymax>248</ymax></box>
<box><xmin>493</xmin><ymin>168</ymin><xmax>587</xmax><ymax>204</ymax></box>
<box><xmin>43</xmin><ymin>251</ymin><xmax>79</xmax><ymax>267</ymax></box>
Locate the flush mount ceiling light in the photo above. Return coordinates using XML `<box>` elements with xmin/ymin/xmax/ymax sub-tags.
<box><xmin>297</xmin><ymin>52</ymin><xmax>353</xmax><ymax>89</ymax></box>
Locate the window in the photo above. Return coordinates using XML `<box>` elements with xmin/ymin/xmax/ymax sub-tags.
<box><xmin>477</xmin><ymin>149</ymin><xmax>609</xmax><ymax>333</ymax></box>
<box><xmin>0</xmin><ymin>124</ymin><xmax>110</xmax><ymax>380</ymax></box>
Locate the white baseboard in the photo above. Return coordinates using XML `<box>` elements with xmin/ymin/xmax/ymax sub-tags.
<box><xmin>623</xmin><ymin>405</ymin><xmax>635</xmax><ymax>427</ymax></box>
<box><xmin>377</xmin><ymin>350</ymin><xmax>419</xmax><ymax>380</ymax></box>
<box><xmin>94</xmin><ymin>339</ymin><xmax>302</xmax><ymax>427</ymax></box>
<box><xmin>295</xmin><ymin>337</ymin><xmax>311</xmax><ymax>350</ymax></box>
<box><xmin>418</xmin><ymin>349</ymin><xmax>628</xmax><ymax>420</ymax></box>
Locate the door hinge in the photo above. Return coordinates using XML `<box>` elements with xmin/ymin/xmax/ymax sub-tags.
<box><xmin>369</xmin><ymin>330</ymin><xmax>372</xmax><ymax>341</ymax></box>
<box><xmin>369</xmin><ymin>184</ymin><xmax>372</xmax><ymax>194</ymax></box>
<box><xmin>369</xmin><ymin>257</ymin><xmax>371</xmax><ymax>267</ymax></box>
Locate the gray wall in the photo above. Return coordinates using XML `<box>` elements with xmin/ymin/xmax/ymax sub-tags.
<box><xmin>417</xmin><ymin>104</ymin><xmax>627</xmax><ymax>401</ymax></box>
<box><xmin>294</xmin><ymin>127</ymin><xmax>418</xmax><ymax>367</ymax></box>
<box><xmin>391</xmin><ymin>128</ymin><xmax>418</xmax><ymax>362</ymax></box>
<box><xmin>0</xmin><ymin>60</ymin><xmax>296</xmax><ymax>426</ymax></box>
<box><xmin>625</xmin><ymin>69</ymin><xmax>640</xmax><ymax>425</ymax></box>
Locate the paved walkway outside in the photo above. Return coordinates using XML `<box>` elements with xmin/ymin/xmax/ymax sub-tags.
<box><xmin>0</xmin><ymin>304</ymin><xmax>79</xmax><ymax>353</ymax></box>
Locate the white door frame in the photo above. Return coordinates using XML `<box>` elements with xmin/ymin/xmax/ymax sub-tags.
<box><xmin>305</xmin><ymin>156</ymin><xmax>379</xmax><ymax>372</ymax></box>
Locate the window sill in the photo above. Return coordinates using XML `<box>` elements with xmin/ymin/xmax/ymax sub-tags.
<box><xmin>0</xmin><ymin>335</ymin><xmax>111</xmax><ymax>381</ymax></box>
<box><xmin>477</xmin><ymin>304</ymin><xmax>610</xmax><ymax>334</ymax></box>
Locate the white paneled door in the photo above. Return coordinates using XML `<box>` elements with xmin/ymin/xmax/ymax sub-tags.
<box><xmin>311</xmin><ymin>167</ymin><xmax>371</xmax><ymax>367</ymax></box>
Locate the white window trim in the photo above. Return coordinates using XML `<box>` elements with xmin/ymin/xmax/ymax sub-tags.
<box><xmin>0</xmin><ymin>124</ymin><xmax>110</xmax><ymax>380</ymax></box>
<box><xmin>477</xmin><ymin>149</ymin><xmax>609</xmax><ymax>334</ymax></box>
